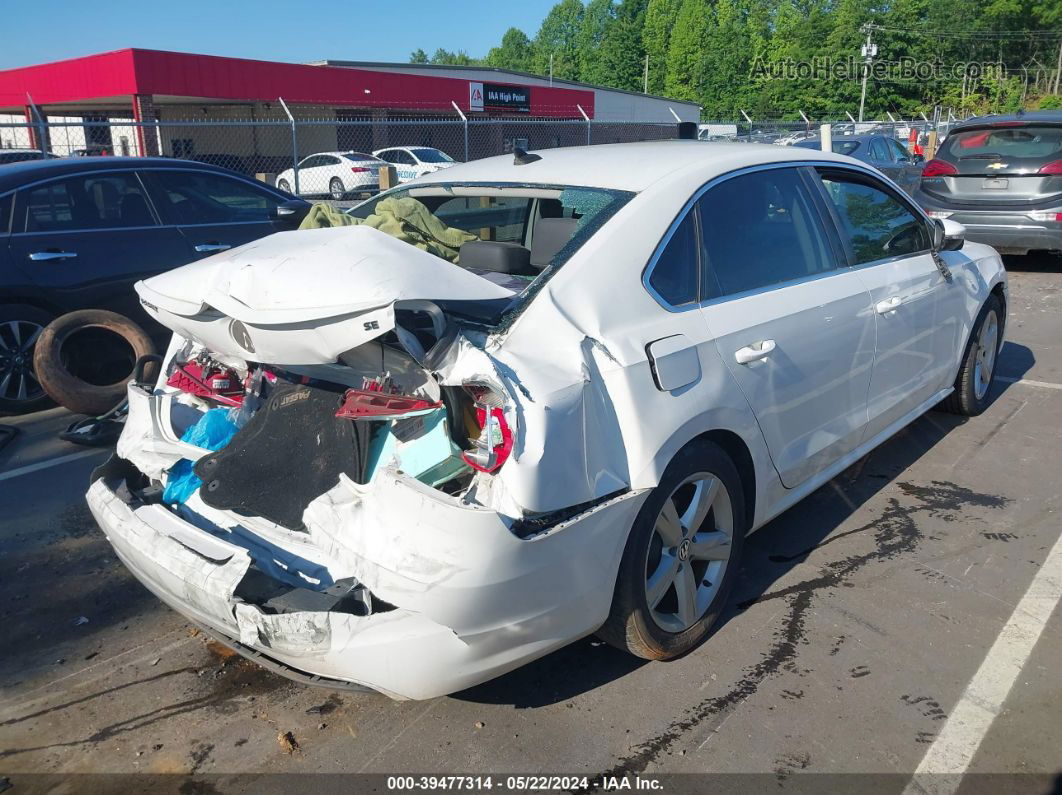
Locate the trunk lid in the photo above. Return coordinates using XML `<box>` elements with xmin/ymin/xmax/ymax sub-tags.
<box><xmin>136</xmin><ymin>224</ymin><xmax>515</xmax><ymax>364</ymax></box>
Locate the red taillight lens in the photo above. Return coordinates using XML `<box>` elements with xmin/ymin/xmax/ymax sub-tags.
<box><xmin>335</xmin><ymin>388</ymin><xmax>442</xmax><ymax>420</ymax></box>
<box><xmin>460</xmin><ymin>383</ymin><xmax>513</xmax><ymax>473</ymax></box>
<box><xmin>922</xmin><ymin>159</ymin><xmax>958</xmax><ymax>177</ymax></box>
<box><xmin>351</xmin><ymin>167</ymin><xmax>369</xmax><ymax>173</ymax></box>
<box><xmin>1037</xmin><ymin>160</ymin><xmax>1062</xmax><ymax>175</ymax></box>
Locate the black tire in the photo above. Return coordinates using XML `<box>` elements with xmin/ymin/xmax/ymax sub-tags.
<box><xmin>277</xmin><ymin>179</ymin><xmax>291</xmax><ymax>193</ymax></box>
<box><xmin>939</xmin><ymin>294</ymin><xmax>1003</xmax><ymax>417</ymax></box>
<box><xmin>597</xmin><ymin>440</ymin><xmax>746</xmax><ymax>660</ymax></box>
<box><xmin>0</xmin><ymin>304</ymin><xmax>54</xmax><ymax>414</ymax></box>
<box><xmin>329</xmin><ymin>177</ymin><xmax>346</xmax><ymax>201</ymax></box>
<box><xmin>33</xmin><ymin>310</ymin><xmax>155</xmax><ymax>416</ymax></box>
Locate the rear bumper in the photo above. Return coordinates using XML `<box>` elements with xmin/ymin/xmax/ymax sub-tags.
<box><xmin>918</xmin><ymin>202</ymin><xmax>1062</xmax><ymax>253</ymax></box>
<box><xmin>89</xmin><ymin>385</ymin><xmax>648</xmax><ymax>699</ymax></box>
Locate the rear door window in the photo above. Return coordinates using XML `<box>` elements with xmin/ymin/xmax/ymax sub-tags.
<box><xmin>869</xmin><ymin>138</ymin><xmax>891</xmax><ymax>162</ymax></box>
<box><xmin>17</xmin><ymin>172</ymin><xmax>155</xmax><ymax>232</ymax></box>
<box><xmin>149</xmin><ymin>170</ymin><xmax>281</xmax><ymax>224</ymax></box>
<box><xmin>698</xmin><ymin>167</ymin><xmax>838</xmax><ymax>297</ymax></box>
<box><xmin>817</xmin><ymin>172</ymin><xmax>930</xmax><ymax>264</ymax></box>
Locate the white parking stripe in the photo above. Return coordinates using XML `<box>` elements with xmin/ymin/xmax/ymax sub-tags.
<box><xmin>996</xmin><ymin>376</ymin><xmax>1062</xmax><ymax>391</ymax></box>
<box><xmin>0</xmin><ymin>448</ymin><xmax>106</xmax><ymax>483</ymax></box>
<box><xmin>903</xmin><ymin>527</ymin><xmax>1062</xmax><ymax>795</ymax></box>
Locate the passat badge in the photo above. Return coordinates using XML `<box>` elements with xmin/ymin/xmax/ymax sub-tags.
<box><xmin>229</xmin><ymin>319</ymin><xmax>255</xmax><ymax>353</ymax></box>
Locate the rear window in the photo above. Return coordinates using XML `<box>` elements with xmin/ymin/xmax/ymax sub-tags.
<box><xmin>411</xmin><ymin>148</ymin><xmax>454</xmax><ymax>163</ymax></box>
<box><xmin>795</xmin><ymin>140</ymin><xmax>861</xmax><ymax>156</ymax></box>
<box><xmin>343</xmin><ymin>153</ymin><xmax>379</xmax><ymax>162</ymax></box>
<box><xmin>940</xmin><ymin>126</ymin><xmax>1062</xmax><ymax>162</ymax></box>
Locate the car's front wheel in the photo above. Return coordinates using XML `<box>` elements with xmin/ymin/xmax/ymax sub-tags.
<box><xmin>598</xmin><ymin>440</ymin><xmax>746</xmax><ymax>660</ymax></box>
<box><xmin>0</xmin><ymin>304</ymin><xmax>53</xmax><ymax>414</ymax></box>
<box><xmin>939</xmin><ymin>294</ymin><xmax>1003</xmax><ymax>417</ymax></box>
<box><xmin>329</xmin><ymin>178</ymin><xmax>346</xmax><ymax>201</ymax></box>
<box><xmin>277</xmin><ymin>178</ymin><xmax>291</xmax><ymax>193</ymax></box>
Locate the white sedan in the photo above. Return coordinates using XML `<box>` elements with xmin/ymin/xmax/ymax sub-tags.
<box><xmin>276</xmin><ymin>151</ymin><xmax>384</xmax><ymax>199</ymax></box>
<box><xmin>372</xmin><ymin>146</ymin><xmax>457</xmax><ymax>183</ymax></box>
<box><xmin>89</xmin><ymin>141</ymin><xmax>1006</xmax><ymax>699</ymax></box>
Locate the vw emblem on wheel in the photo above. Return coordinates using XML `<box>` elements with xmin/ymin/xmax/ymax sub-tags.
<box><xmin>678</xmin><ymin>538</ymin><xmax>692</xmax><ymax>561</ymax></box>
<box><xmin>229</xmin><ymin>319</ymin><xmax>255</xmax><ymax>353</ymax></box>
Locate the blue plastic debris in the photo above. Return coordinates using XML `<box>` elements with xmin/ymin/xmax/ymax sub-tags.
<box><xmin>162</xmin><ymin>408</ymin><xmax>240</xmax><ymax>505</ymax></box>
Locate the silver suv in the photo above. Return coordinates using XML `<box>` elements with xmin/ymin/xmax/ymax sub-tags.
<box><xmin>914</xmin><ymin>111</ymin><xmax>1062</xmax><ymax>255</ymax></box>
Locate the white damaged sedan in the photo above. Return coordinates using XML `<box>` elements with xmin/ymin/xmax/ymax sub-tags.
<box><xmin>88</xmin><ymin>141</ymin><xmax>1007</xmax><ymax>699</ymax></box>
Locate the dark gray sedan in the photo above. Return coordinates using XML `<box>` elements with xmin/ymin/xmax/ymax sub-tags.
<box><xmin>796</xmin><ymin>134</ymin><xmax>924</xmax><ymax>195</ymax></box>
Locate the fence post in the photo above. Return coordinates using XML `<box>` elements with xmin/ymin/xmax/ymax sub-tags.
<box><xmin>278</xmin><ymin>97</ymin><xmax>299</xmax><ymax>195</ymax></box>
<box><xmin>577</xmin><ymin>104</ymin><xmax>590</xmax><ymax>146</ymax></box>
<box><xmin>26</xmin><ymin>94</ymin><xmax>47</xmax><ymax>155</ymax></box>
<box><xmin>451</xmin><ymin>101</ymin><xmax>468</xmax><ymax>162</ymax></box>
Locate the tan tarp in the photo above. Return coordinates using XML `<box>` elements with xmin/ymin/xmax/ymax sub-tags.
<box><xmin>299</xmin><ymin>198</ymin><xmax>476</xmax><ymax>262</ymax></box>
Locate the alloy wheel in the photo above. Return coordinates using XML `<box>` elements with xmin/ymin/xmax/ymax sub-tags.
<box><xmin>973</xmin><ymin>311</ymin><xmax>999</xmax><ymax>401</ymax></box>
<box><xmin>0</xmin><ymin>319</ymin><xmax>45</xmax><ymax>404</ymax></box>
<box><xmin>330</xmin><ymin>179</ymin><xmax>345</xmax><ymax>200</ymax></box>
<box><xmin>644</xmin><ymin>472</ymin><xmax>735</xmax><ymax>633</ymax></box>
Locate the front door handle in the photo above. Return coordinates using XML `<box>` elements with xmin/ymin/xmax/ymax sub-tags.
<box><xmin>29</xmin><ymin>250</ymin><xmax>77</xmax><ymax>261</ymax></box>
<box><xmin>875</xmin><ymin>296</ymin><xmax>903</xmax><ymax>314</ymax></box>
<box><xmin>734</xmin><ymin>339</ymin><xmax>776</xmax><ymax>364</ymax></box>
<box><xmin>194</xmin><ymin>242</ymin><xmax>232</xmax><ymax>253</ymax></box>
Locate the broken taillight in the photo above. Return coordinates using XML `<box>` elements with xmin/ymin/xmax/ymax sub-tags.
<box><xmin>460</xmin><ymin>383</ymin><xmax>513</xmax><ymax>473</ymax></box>
<box><xmin>335</xmin><ymin>388</ymin><xmax>442</xmax><ymax>420</ymax></box>
<box><xmin>166</xmin><ymin>361</ymin><xmax>245</xmax><ymax>407</ymax></box>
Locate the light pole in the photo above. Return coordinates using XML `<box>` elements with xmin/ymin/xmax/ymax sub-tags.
<box><xmin>858</xmin><ymin>26</ymin><xmax>877</xmax><ymax>123</ymax></box>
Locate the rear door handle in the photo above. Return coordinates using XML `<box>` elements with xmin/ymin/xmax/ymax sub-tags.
<box><xmin>29</xmin><ymin>250</ymin><xmax>77</xmax><ymax>261</ymax></box>
<box><xmin>194</xmin><ymin>242</ymin><xmax>231</xmax><ymax>253</ymax></box>
<box><xmin>876</xmin><ymin>296</ymin><xmax>903</xmax><ymax>314</ymax></box>
<box><xmin>734</xmin><ymin>339</ymin><xmax>776</xmax><ymax>364</ymax></box>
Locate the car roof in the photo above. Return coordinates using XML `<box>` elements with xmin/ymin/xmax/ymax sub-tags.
<box><xmin>0</xmin><ymin>156</ymin><xmax>252</xmax><ymax>194</ymax></box>
<box><xmin>954</xmin><ymin>110</ymin><xmax>1062</xmax><ymax>130</ymax></box>
<box><xmin>411</xmin><ymin>140</ymin><xmax>859</xmax><ymax>193</ymax></box>
<box><xmin>314</xmin><ymin>151</ymin><xmax>378</xmax><ymax>158</ymax></box>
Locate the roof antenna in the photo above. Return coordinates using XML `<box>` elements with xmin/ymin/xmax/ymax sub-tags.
<box><xmin>513</xmin><ymin>147</ymin><xmax>542</xmax><ymax>165</ymax></box>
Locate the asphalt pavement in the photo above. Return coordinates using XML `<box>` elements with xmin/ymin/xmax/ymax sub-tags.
<box><xmin>0</xmin><ymin>254</ymin><xmax>1059</xmax><ymax>793</ymax></box>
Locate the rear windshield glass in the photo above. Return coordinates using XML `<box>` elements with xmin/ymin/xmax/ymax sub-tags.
<box><xmin>796</xmin><ymin>140</ymin><xmax>860</xmax><ymax>155</ymax></box>
<box><xmin>940</xmin><ymin>126</ymin><xmax>1062</xmax><ymax>161</ymax></box>
<box><xmin>343</xmin><ymin>153</ymin><xmax>379</xmax><ymax>162</ymax></box>
<box><xmin>342</xmin><ymin>183</ymin><xmax>632</xmax><ymax>321</ymax></box>
<box><xmin>411</xmin><ymin>148</ymin><xmax>455</xmax><ymax>163</ymax></box>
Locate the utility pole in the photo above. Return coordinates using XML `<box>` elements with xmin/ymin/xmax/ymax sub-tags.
<box><xmin>858</xmin><ymin>25</ymin><xmax>877</xmax><ymax>123</ymax></box>
<box><xmin>549</xmin><ymin>53</ymin><xmax>554</xmax><ymax>87</ymax></box>
<box><xmin>1054</xmin><ymin>38</ymin><xmax>1061</xmax><ymax>95</ymax></box>
<box><xmin>644</xmin><ymin>53</ymin><xmax>649</xmax><ymax>94</ymax></box>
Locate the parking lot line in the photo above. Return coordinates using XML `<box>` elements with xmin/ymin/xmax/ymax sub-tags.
<box><xmin>902</xmin><ymin>525</ymin><xmax>1062</xmax><ymax>795</ymax></box>
<box><xmin>995</xmin><ymin>376</ymin><xmax>1062</xmax><ymax>391</ymax></box>
<box><xmin>0</xmin><ymin>448</ymin><xmax>106</xmax><ymax>483</ymax></box>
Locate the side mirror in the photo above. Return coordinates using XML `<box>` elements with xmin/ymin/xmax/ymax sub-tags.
<box><xmin>270</xmin><ymin>198</ymin><xmax>312</xmax><ymax>229</ymax></box>
<box><xmin>933</xmin><ymin>217</ymin><xmax>965</xmax><ymax>251</ymax></box>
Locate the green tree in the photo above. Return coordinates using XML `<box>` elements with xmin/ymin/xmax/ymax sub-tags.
<box><xmin>409</xmin><ymin>48</ymin><xmax>429</xmax><ymax>64</ymax></box>
<box><xmin>642</xmin><ymin>0</ymin><xmax>680</xmax><ymax>95</ymax></box>
<box><xmin>578</xmin><ymin>0</ymin><xmax>617</xmax><ymax>85</ymax></box>
<box><xmin>430</xmin><ymin>48</ymin><xmax>480</xmax><ymax>66</ymax></box>
<box><xmin>598</xmin><ymin>0</ymin><xmax>650</xmax><ymax>91</ymax></box>
<box><xmin>486</xmin><ymin>28</ymin><xmax>534</xmax><ymax>72</ymax></box>
<box><xmin>531</xmin><ymin>0</ymin><xmax>586</xmax><ymax>80</ymax></box>
<box><xmin>665</xmin><ymin>0</ymin><xmax>711</xmax><ymax>102</ymax></box>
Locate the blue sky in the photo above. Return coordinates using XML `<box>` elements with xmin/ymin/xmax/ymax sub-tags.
<box><xmin>1</xmin><ymin>0</ymin><xmax>557</xmax><ymax>69</ymax></box>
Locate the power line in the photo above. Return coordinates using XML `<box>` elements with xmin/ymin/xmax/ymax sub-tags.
<box><xmin>864</xmin><ymin>24</ymin><xmax>1062</xmax><ymax>40</ymax></box>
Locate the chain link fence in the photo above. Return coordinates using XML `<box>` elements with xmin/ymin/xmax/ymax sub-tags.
<box><xmin>1</xmin><ymin>106</ymin><xmax>962</xmax><ymax>200</ymax></box>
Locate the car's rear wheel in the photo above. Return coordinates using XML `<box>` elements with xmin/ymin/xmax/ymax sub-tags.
<box><xmin>329</xmin><ymin>178</ymin><xmax>346</xmax><ymax>201</ymax></box>
<box><xmin>597</xmin><ymin>440</ymin><xmax>746</xmax><ymax>660</ymax></box>
<box><xmin>939</xmin><ymin>294</ymin><xmax>1003</xmax><ymax>417</ymax></box>
<box><xmin>0</xmin><ymin>304</ymin><xmax>53</xmax><ymax>414</ymax></box>
<box><xmin>277</xmin><ymin>179</ymin><xmax>291</xmax><ymax>193</ymax></box>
